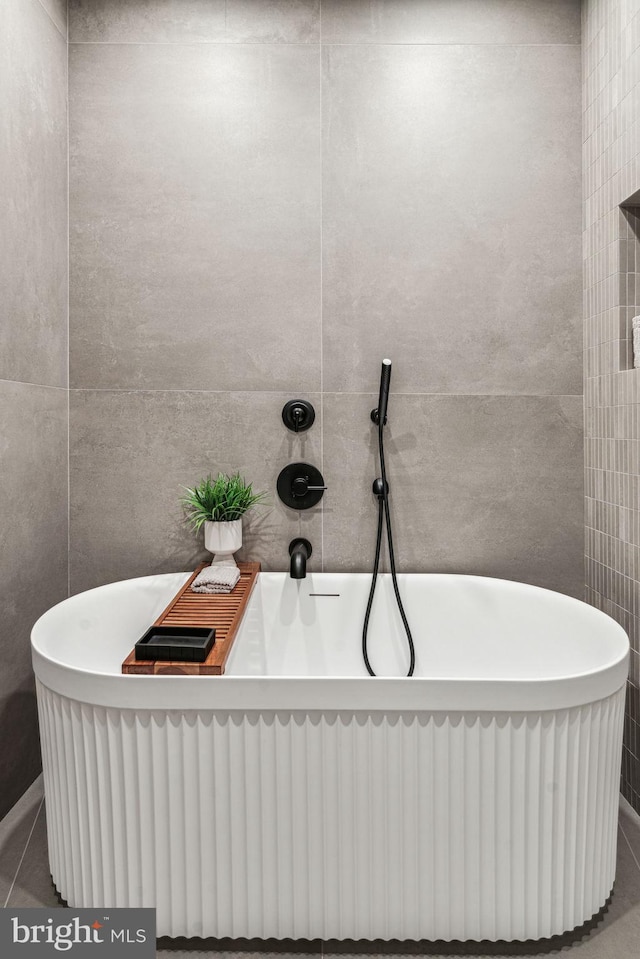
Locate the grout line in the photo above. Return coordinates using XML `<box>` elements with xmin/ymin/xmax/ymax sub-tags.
<box><xmin>0</xmin><ymin>378</ymin><xmax>66</xmax><ymax>392</ymax></box>
<box><xmin>67</xmin><ymin>7</ymin><xmax>70</xmax><ymax>601</ymax></box>
<box><xmin>319</xmin><ymin>13</ymin><xmax>324</xmax><ymax>574</ymax></box>
<box><xmin>69</xmin><ymin>386</ymin><xmax>325</xmax><ymax>395</ymax></box>
<box><xmin>67</xmin><ymin>387</ymin><xmax>584</xmax><ymax>397</ymax></box>
<box><xmin>320</xmin><ymin>41</ymin><xmax>582</xmax><ymax>47</ymax></box>
<box><xmin>66</xmin><ymin>40</ymin><xmax>581</xmax><ymax>47</ymax></box>
<box><xmin>69</xmin><ymin>40</ymin><xmax>320</xmax><ymax>46</ymax></box>
<box><xmin>620</xmin><ymin>819</ymin><xmax>640</xmax><ymax>875</ymax></box>
<box><xmin>3</xmin><ymin>797</ymin><xmax>45</xmax><ymax>909</ymax></box>
<box><xmin>35</xmin><ymin>0</ymin><xmax>67</xmax><ymax>41</ymax></box>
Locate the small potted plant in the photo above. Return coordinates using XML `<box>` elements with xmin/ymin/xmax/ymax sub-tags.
<box><xmin>181</xmin><ymin>472</ymin><xmax>267</xmax><ymax>566</ymax></box>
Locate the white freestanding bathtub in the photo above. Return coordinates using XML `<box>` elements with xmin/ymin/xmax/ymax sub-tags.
<box><xmin>31</xmin><ymin>572</ymin><xmax>629</xmax><ymax>942</ymax></box>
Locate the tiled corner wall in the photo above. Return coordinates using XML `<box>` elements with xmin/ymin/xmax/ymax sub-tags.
<box><xmin>583</xmin><ymin>0</ymin><xmax>640</xmax><ymax>813</ymax></box>
<box><xmin>68</xmin><ymin>0</ymin><xmax>584</xmax><ymax>599</ymax></box>
<box><xmin>0</xmin><ymin>0</ymin><xmax>68</xmax><ymax>819</ymax></box>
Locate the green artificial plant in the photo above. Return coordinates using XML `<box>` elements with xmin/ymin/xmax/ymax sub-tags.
<box><xmin>181</xmin><ymin>472</ymin><xmax>267</xmax><ymax>531</ymax></box>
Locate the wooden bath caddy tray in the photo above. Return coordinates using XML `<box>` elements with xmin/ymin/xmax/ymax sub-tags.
<box><xmin>122</xmin><ymin>561</ymin><xmax>260</xmax><ymax>676</ymax></box>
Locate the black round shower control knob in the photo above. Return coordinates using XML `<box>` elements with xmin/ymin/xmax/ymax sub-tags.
<box><xmin>277</xmin><ymin>463</ymin><xmax>326</xmax><ymax>510</ymax></box>
<box><xmin>282</xmin><ymin>399</ymin><xmax>316</xmax><ymax>433</ymax></box>
<box><xmin>292</xmin><ymin>475</ymin><xmax>328</xmax><ymax>498</ymax></box>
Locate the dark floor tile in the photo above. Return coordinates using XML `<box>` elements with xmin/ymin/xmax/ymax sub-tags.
<box><xmin>0</xmin><ymin>775</ymin><xmax>43</xmax><ymax>906</ymax></box>
<box><xmin>156</xmin><ymin>944</ymin><xmax>320</xmax><ymax>959</ymax></box>
<box><xmin>6</xmin><ymin>801</ymin><xmax>64</xmax><ymax>909</ymax></box>
<box><xmin>619</xmin><ymin>796</ymin><xmax>640</xmax><ymax>873</ymax></box>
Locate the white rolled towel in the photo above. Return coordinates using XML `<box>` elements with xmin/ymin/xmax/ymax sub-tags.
<box><xmin>633</xmin><ymin>316</ymin><xmax>640</xmax><ymax>369</ymax></box>
<box><xmin>191</xmin><ymin>564</ymin><xmax>241</xmax><ymax>594</ymax></box>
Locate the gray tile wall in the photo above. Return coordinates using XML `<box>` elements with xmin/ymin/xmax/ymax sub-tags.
<box><xmin>583</xmin><ymin>0</ymin><xmax>640</xmax><ymax>815</ymax></box>
<box><xmin>68</xmin><ymin>2</ymin><xmax>583</xmax><ymax>602</ymax></box>
<box><xmin>0</xmin><ymin>0</ymin><xmax>68</xmax><ymax>819</ymax></box>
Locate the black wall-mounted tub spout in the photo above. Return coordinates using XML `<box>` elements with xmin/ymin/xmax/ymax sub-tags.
<box><xmin>289</xmin><ymin>538</ymin><xmax>312</xmax><ymax>579</ymax></box>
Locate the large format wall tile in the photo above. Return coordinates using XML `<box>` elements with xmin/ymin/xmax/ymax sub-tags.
<box><xmin>321</xmin><ymin>0</ymin><xmax>580</xmax><ymax>45</ymax></box>
<box><xmin>69</xmin><ymin>390</ymin><xmax>323</xmax><ymax>593</ymax></box>
<box><xmin>323</xmin><ymin>393</ymin><xmax>584</xmax><ymax>598</ymax></box>
<box><xmin>225</xmin><ymin>0</ymin><xmax>320</xmax><ymax>43</ymax></box>
<box><xmin>322</xmin><ymin>43</ymin><xmax>582</xmax><ymax>395</ymax></box>
<box><xmin>0</xmin><ymin>382</ymin><xmax>67</xmax><ymax>819</ymax></box>
<box><xmin>70</xmin><ymin>43</ymin><xmax>321</xmax><ymax>391</ymax></box>
<box><xmin>63</xmin><ymin>4</ymin><xmax>583</xmax><ymax>703</ymax></box>
<box><xmin>70</xmin><ymin>0</ymin><xmax>226</xmax><ymax>41</ymax></box>
<box><xmin>69</xmin><ymin>0</ymin><xmax>320</xmax><ymax>44</ymax></box>
<box><xmin>0</xmin><ymin>0</ymin><xmax>67</xmax><ymax>388</ymax></box>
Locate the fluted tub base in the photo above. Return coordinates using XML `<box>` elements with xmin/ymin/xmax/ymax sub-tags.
<box><xmin>36</xmin><ymin>681</ymin><xmax>625</xmax><ymax>941</ymax></box>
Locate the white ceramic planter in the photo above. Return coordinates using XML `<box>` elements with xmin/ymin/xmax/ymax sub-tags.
<box><xmin>203</xmin><ymin>519</ymin><xmax>242</xmax><ymax>566</ymax></box>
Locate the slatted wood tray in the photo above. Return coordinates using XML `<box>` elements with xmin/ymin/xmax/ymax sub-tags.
<box><xmin>122</xmin><ymin>561</ymin><xmax>260</xmax><ymax>675</ymax></box>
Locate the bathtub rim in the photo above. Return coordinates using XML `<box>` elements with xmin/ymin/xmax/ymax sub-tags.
<box><xmin>32</xmin><ymin>653</ymin><xmax>629</xmax><ymax>714</ymax></box>
<box><xmin>31</xmin><ymin>571</ymin><xmax>629</xmax><ymax>714</ymax></box>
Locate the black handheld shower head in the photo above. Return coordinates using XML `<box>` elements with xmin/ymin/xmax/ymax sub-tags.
<box><xmin>371</xmin><ymin>358</ymin><xmax>392</xmax><ymax>427</ymax></box>
<box><xmin>364</xmin><ymin>357</ymin><xmax>415</xmax><ymax>677</ymax></box>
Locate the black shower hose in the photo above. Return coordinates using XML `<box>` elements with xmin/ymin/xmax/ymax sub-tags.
<box><xmin>362</xmin><ymin>417</ymin><xmax>416</xmax><ymax>677</ymax></box>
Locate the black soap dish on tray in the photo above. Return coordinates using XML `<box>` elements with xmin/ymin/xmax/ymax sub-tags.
<box><xmin>135</xmin><ymin>625</ymin><xmax>216</xmax><ymax>663</ymax></box>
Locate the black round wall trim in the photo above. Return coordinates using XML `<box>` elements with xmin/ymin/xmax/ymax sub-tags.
<box><xmin>282</xmin><ymin>399</ymin><xmax>316</xmax><ymax>433</ymax></box>
<box><xmin>277</xmin><ymin>463</ymin><xmax>326</xmax><ymax>510</ymax></box>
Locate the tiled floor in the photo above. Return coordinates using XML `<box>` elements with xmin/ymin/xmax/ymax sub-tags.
<box><xmin>2</xmin><ymin>777</ymin><xmax>640</xmax><ymax>958</ymax></box>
